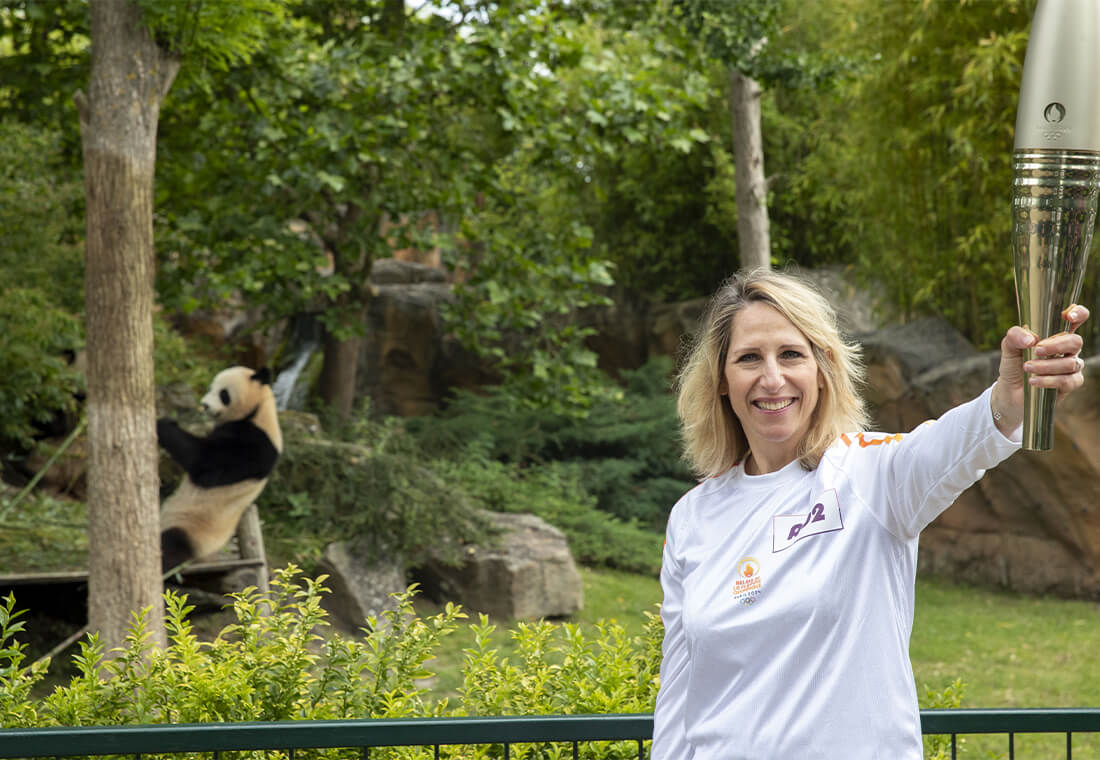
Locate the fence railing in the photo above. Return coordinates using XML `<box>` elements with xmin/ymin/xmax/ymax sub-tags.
<box><xmin>922</xmin><ymin>708</ymin><xmax>1100</xmax><ymax>759</ymax></box>
<box><xmin>3</xmin><ymin>710</ymin><xmax>1100</xmax><ymax>759</ymax></box>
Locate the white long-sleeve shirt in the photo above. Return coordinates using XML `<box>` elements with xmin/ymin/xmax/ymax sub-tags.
<box><xmin>653</xmin><ymin>386</ymin><xmax>1020</xmax><ymax>760</ymax></box>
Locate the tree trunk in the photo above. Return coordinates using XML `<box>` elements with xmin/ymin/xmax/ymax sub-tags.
<box><xmin>314</xmin><ymin>202</ymin><xmax>373</xmax><ymax>417</ymax></box>
<box><xmin>318</xmin><ymin>325</ymin><xmax>365</xmax><ymax>417</ymax></box>
<box><xmin>381</xmin><ymin>0</ymin><xmax>406</xmax><ymax>41</ymax></box>
<box><xmin>730</xmin><ymin>68</ymin><xmax>770</xmax><ymax>271</ymax></box>
<box><xmin>77</xmin><ymin>0</ymin><xmax>179</xmax><ymax>653</ymax></box>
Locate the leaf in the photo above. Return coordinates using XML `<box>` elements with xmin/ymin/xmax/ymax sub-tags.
<box><xmin>669</xmin><ymin>136</ymin><xmax>692</xmax><ymax>153</ymax></box>
<box><xmin>585</xmin><ymin>108</ymin><xmax>609</xmax><ymax>127</ymax></box>
<box><xmin>316</xmin><ymin>171</ymin><xmax>346</xmax><ymax>192</ymax></box>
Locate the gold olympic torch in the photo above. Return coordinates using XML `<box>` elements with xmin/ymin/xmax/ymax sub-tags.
<box><xmin>1012</xmin><ymin>0</ymin><xmax>1100</xmax><ymax>450</ymax></box>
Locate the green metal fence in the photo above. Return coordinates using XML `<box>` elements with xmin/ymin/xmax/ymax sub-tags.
<box><xmin>2</xmin><ymin>710</ymin><xmax>1100</xmax><ymax>759</ymax></box>
<box><xmin>922</xmin><ymin>708</ymin><xmax>1100</xmax><ymax>759</ymax></box>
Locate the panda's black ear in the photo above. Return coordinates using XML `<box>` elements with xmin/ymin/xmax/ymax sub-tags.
<box><xmin>253</xmin><ymin>367</ymin><xmax>273</xmax><ymax>386</ymax></box>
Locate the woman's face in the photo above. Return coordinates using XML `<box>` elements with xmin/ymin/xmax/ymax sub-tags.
<box><xmin>721</xmin><ymin>301</ymin><xmax>823</xmax><ymax>472</ymax></box>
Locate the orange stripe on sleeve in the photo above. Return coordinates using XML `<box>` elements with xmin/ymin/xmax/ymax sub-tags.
<box><xmin>856</xmin><ymin>432</ymin><xmax>905</xmax><ymax>447</ymax></box>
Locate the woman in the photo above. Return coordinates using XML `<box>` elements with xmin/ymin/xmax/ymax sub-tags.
<box><xmin>652</xmin><ymin>268</ymin><xmax>1088</xmax><ymax>760</ymax></box>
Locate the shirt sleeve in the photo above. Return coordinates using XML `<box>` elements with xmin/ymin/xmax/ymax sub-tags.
<box><xmin>651</xmin><ymin>512</ymin><xmax>695</xmax><ymax>760</ymax></box>
<box><xmin>863</xmin><ymin>384</ymin><xmax>1021</xmax><ymax>541</ymax></box>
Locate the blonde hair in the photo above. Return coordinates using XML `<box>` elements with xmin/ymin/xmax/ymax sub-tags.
<box><xmin>675</xmin><ymin>268</ymin><xmax>869</xmax><ymax>478</ymax></box>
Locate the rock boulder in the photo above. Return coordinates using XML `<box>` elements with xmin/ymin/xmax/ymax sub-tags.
<box><xmin>862</xmin><ymin>317</ymin><xmax>1100</xmax><ymax>598</ymax></box>
<box><xmin>414</xmin><ymin>512</ymin><xmax>584</xmax><ymax>620</ymax></box>
<box><xmin>318</xmin><ymin>538</ymin><xmax>407</xmax><ymax>630</ymax></box>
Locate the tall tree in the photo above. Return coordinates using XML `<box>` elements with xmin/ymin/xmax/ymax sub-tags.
<box><xmin>72</xmin><ymin>0</ymin><xmax>280</xmax><ymax>650</ymax></box>
<box><xmin>74</xmin><ymin>0</ymin><xmax>179</xmax><ymax>651</ymax></box>
<box><xmin>729</xmin><ymin>67</ymin><xmax>769</xmax><ymax>270</ymax></box>
<box><xmin>152</xmin><ymin>0</ymin><xmax>714</xmax><ymax>416</ymax></box>
<box><xmin>785</xmin><ymin>0</ymin><xmax>1037</xmax><ymax>346</ymax></box>
<box><xmin>677</xmin><ymin>0</ymin><xmax>783</xmax><ymax>271</ymax></box>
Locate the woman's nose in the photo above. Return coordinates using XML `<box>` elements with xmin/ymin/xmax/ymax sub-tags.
<box><xmin>760</xmin><ymin>357</ymin><xmax>783</xmax><ymax>388</ymax></box>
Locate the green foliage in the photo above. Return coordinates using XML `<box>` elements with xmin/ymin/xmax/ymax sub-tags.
<box><xmin>674</xmin><ymin>0</ymin><xmax>781</xmax><ymax>75</ymax></box>
<box><xmin>135</xmin><ymin>0</ymin><xmax>285</xmax><ymax>88</ymax></box>
<box><xmin>0</xmin><ymin>121</ymin><xmax>84</xmax><ymax>313</ymax></box>
<box><xmin>442</xmin><ymin>2</ymin><xmax>718</xmax><ymax>405</ymax></box>
<box><xmin>0</xmin><ymin>121</ymin><xmax>86</xmax><ymax>448</ymax></box>
<box><xmin>414</xmin><ymin>359</ymin><xmax>694</xmax><ymax>533</ymax></box>
<box><xmin>452</xmin><ymin>614</ymin><xmax>662</xmax><ymax>757</ymax></box>
<box><xmin>581</xmin><ymin>106</ymin><xmax>741</xmax><ymax>301</ymax></box>
<box><xmin>28</xmin><ymin>568</ymin><xmax>457</xmax><ymax>731</ymax></box>
<box><xmin>149</xmin><ymin>0</ymin><xmax>721</xmax><ymax>413</ymax></box>
<box><xmin>400</xmin><ymin>359</ymin><xmax>693</xmax><ymax>575</ymax></box>
<box><xmin>1</xmin><ymin>568</ymin><xmax>662</xmax><ymax>758</ymax></box>
<box><xmin>257</xmin><ymin>366</ymin><xmax>675</xmax><ymax>574</ymax></box>
<box><xmin>0</xmin><ymin>1</ymin><xmax>89</xmax><ymax>154</ymax></box>
<box><xmin>783</xmin><ymin>0</ymin><xmax>1041</xmax><ymax>347</ymax></box>
<box><xmin>920</xmin><ymin>678</ymin><xmax>966</xmax><ymax>760</ymax></box>
<box><xmin>431</xmin><ymin>446</ymin><xmax>663</xmax><ymax>576</ymax></box>
<box><xmin>258</xmin><ymin>413</ymin><xmax>493</xmax><ymax>571</ymax></box>
<box><xmin>0</xmin><ymin>492</ymin><xmax>87</xmax><ymax>574</ymax></box>
<box><xmin>151</xmin><ymin>313</ymin><xmax>227</xmax><ymax>392</ymax></box>
<box><xmin>0</xmin><ymin>120</ymin><xmax>86</xmax><ymax>448</ymax></box>
<box><xmin>0</xmin><ymin>288</ymin><xmax>83</xmax><ymax>448</ymax></box>
<box><xmin>0</xmin><ymin>593</ymin><xmax>47</xmax><ymax>728</ymax></box>
<box><xmin>3</xmin><ymin>0</ymin><xmax>1071</xmax><ymax>412</ymax></box>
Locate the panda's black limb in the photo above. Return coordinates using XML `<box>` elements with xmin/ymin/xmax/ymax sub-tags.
<box><xmin>157</xmin><ymin>417</ymin><xmax>279</xmax><ymax>488</ymax></box>
<box><xmin>156</xmin><ymin>418</ymin><xmax>205</xmax><ymax>474</ymax></box>
<box><xmin>161</xmin><ymin>527</ymin><xmax>196</xmax><ymax>575</ymax></box>
<box><xmin>189</xmin><ymin>421</ymin><xmax>280</xmax><ymax>487</ymax></box>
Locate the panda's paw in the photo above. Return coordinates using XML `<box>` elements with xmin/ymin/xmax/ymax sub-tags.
<box><xmin>156</xmin><ymin>417</ymin><xmax>181</xmax><ymax>440</ymax></box>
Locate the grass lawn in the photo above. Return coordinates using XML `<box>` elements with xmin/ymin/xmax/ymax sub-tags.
<box><xmin>418</xmin><ymin>567</ymin><xmax>1100</xmax><ymax>756</ymax></box>
<box><xmin>416</xmin><ymin>566</ymin><xmax>663</xmax><ymax>699</ymax></box>
<box><xmin>912</xmin><ymin>575</ymin><xmax>1100</xmax><ymax>758</ymax></box>
<box><xmin>911</xmin><ymin>575</ymin><xmax>1100</xmax><ymax>707</ymax></box>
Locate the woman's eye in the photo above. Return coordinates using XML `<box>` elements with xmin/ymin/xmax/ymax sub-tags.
<box><xmin>736</xmin><ymin>353</ymin><xmax>759</xmax><ymax>363</ymax></box>
<box><xmin>781</xmin><ymin>350</ymin><xmax>805</xmax><ymax>360</ymax></box>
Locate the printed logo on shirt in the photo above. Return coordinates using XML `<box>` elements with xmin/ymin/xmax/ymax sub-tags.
<box><xmin>732</xmin><ymin>556</ymin><xmax>763</xmax><ymax>605</ymax></box>
<box><xmin>771</xmin><ymin>489</ymin><xmax>844</xmax><ymax>553</ymax></box>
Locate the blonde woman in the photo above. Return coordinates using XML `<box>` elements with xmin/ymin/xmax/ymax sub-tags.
<box><xmin>653</xmin><ymin>268</ymin><xmax>1088</xmax><ymax>760</ymax></box>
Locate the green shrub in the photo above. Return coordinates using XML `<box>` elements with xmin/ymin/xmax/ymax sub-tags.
<box><xmin>0</xmin><ymin>121</ymin><xmax>85</xmax><ymax>316</ymax></box>
<box><xmin>410</xmin><ymin>358</ymin><xmax>695</xmax><ymax>532</ymax></box>
<box><xmin>2</xmin><ymin>571</ymin><xmax>979</xmax><ymax>759</ymax></box>
<box><xmin>920</xmin><ymin>678</ymin><xmax>966</xmax><ymax>760</ymax></box>
<box><xmin>450</xmin><ymin>613</ymin><xmax>663</xmax><ymax>758</ymax></box>
<box><xmin>0</xmin><ymin>120</ymin><xmax>218</xmax><ymax>450</ymax></box>
<box><xmin>0</xmin><ymin>594</ymin><xmax>47</xmax><ymax>728</ymax></box>
<box><xmin>432</xmin><ymin>444</ymin><xmax>662</xmax><ymax>576</ymax></box>
<box><xmin>1</xmin><ymin>568</ymin><xmax>662</xmax><ymax>759</ymax></box>
<box><xmin>0</xmin><ymin>287</ymin><xmax>84</xmax><ymax>449</ymax></box>
<box><xmin>259</xmin><ymin>415</ymin><xmax>494</xmax><ymax>572</ymax></box>
<box><xmin>259</xmin><ymin>395</ymin><xmax>661</xmax><ymax>576</ymax></box>
<box><xmin>458</xmin><ymin>612</ymin><xmax>662</xmax><ymax>717</ymax></box>
<box><xmin>22</xmin><ymin>568</ymin><xmax>457</xmax><ymax>732</ymax></box>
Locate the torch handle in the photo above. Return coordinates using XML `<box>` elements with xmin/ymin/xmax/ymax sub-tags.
<box><xmin>1012</xmin><ymin>150</ymin><xmax>1100</xmax><ymax>451</ymax></box>
<box><xmin>1020</xmin><ymin>350</ymin><xmax>1061</xmax><ymax>450</ymax></box>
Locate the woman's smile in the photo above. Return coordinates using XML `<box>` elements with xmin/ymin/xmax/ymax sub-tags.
<box><xmin>721</xmin><ymin>301</ymin><xmax>823</xmax><ymax>473</ymax></box>
<box><xmin>753</xmin><ymin>397</ymin><xmax>797</xmax><ymax>412</ymax></box>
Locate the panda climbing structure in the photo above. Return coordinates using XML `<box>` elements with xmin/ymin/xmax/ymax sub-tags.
<box><xmin>157</xmin><ymin>366</ymin><xmax>283</xmax><ymax>573</ymax></box>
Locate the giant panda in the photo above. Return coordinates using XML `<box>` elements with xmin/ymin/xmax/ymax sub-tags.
<box><xmin>157</xmin><ymin>366</ymin><xmax>283</xmax><ymax>573</ymax></box>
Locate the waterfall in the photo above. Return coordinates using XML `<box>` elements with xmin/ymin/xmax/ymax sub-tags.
<box><xmin>273</xmin><ymin>313</ymin><xmax>323</xmax><ymax>411</ymax></box>
<box><xmin>272</xmin><ymin>341</ymin><xmax>318</xmax><ymax>411</ymax></box>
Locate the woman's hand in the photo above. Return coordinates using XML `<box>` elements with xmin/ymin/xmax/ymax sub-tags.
<box><xmin>990</xmin><ymin>304</ymin><xmax>1089</xmax><ymax>436</ymax></box>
